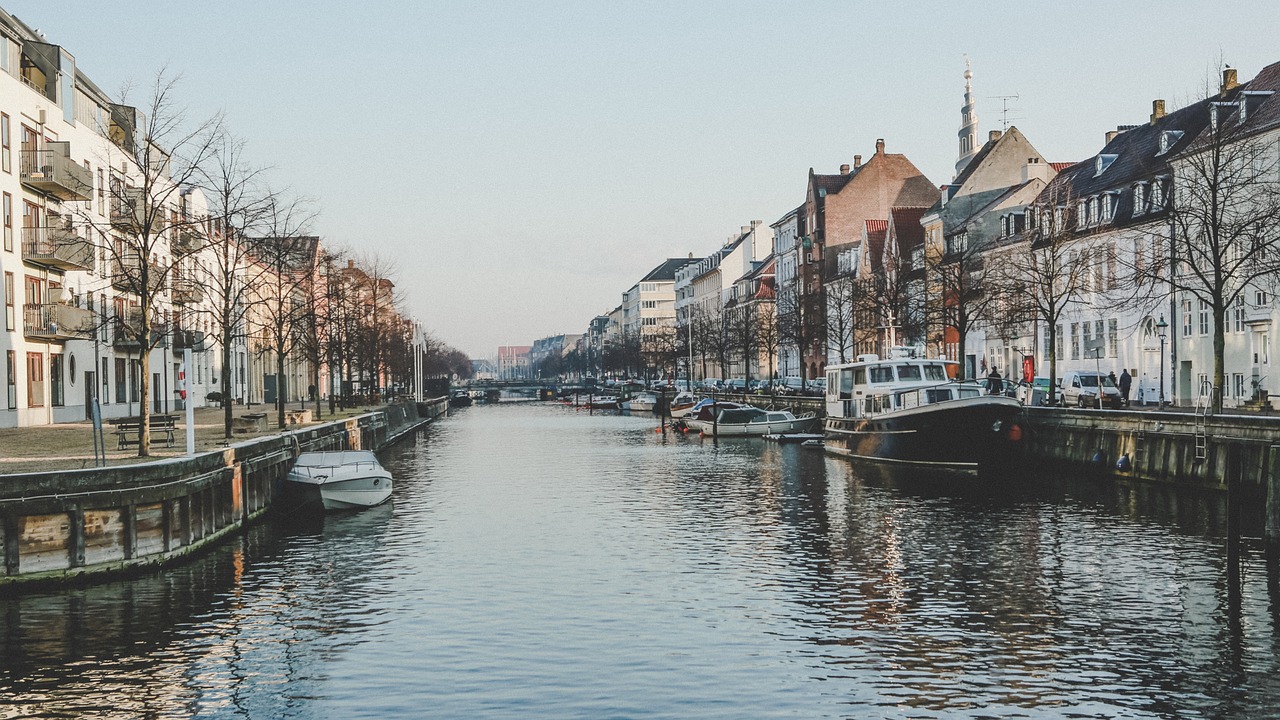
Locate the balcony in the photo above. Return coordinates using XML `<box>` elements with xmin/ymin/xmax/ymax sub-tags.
<box><xmin>1244</xmin><ymin>304</ymin><xmax>1273</xmax><ymax>325</ymax></box>
<box><xmin>111</xmin><ymin>255</ymin><xmax>166</xmax><ymax>294</ymax></box>
<box><xmin>23</xmin><ymin>303</ymin><xmax>93</xmax><ymax>341</ymax></box>
<box><xmin>21</xmin><ymin>225</ymin><xmax>94</xmax><ymax>272</ymax></box>
<box><xmin>171</xmin><ymin>230</ymin><xmax>205</xmax><ymax>255</ymax></box>
<box><xmin>172</xmin><ymin>277</ymin><xmax>204</xmax><ymax>305</ymax></box>
<box><xmin>20</xmin><ymin>143</ymin><xmax>93</xmax><ymax>202</ymax></box>
<box><xmin>172</xmin><ymin>328</ymin><xmax>207</xmax><ymax>353</ymax></box>
<box><xmin>110</xmin><ymin>187</ymin><xmax>146</xmax><ymax>230</ymax></box>
<box><xmin>113</xmin><ymin>310</ymin><xmax>169</xmax><ymax>351</ymax></box>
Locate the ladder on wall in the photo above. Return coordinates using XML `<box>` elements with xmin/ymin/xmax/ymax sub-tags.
<box><xmin>1194</xmin><ymin>384</ymin><xmax>1215</xmax><ymax>461</ymax></box>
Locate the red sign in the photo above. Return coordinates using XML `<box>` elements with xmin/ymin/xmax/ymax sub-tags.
<box><xmin>1022</xmin><ymin>356</ymin><xmax>1035</xmax><ymax>384</ymax></box>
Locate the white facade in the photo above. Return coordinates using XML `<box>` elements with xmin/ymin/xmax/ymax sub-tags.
<box><xmin>771</xmin><ymin>209</ymin><xmax>800</xmax><ymax>377</ymax></box>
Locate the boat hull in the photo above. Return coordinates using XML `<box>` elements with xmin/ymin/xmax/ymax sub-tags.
<box><xmin>692</xmin><ymin>415</ymin><xmax>821</xmax><ymax>437</ymax></box>
<box><xmin>824</xmin><ymin>396</ymin><xmax>1023</xmax><ymax>476</ymax></box>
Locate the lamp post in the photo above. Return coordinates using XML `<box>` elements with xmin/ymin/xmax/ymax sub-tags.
<box><xmin>1156</xmin><ymin>314</ymin><xmax>1168</xmax><ymax>409</ymax></box>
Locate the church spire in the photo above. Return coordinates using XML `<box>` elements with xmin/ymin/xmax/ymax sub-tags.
<box><xmin>955</xmin><ymin>57</ymin><xmax>979</xmax><ymax>178</ymax></box>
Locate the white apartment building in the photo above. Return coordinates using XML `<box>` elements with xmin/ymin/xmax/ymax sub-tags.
<box><xmin>770</xmin><ymin>208</ymin><xmax>800</xmax><ymax>377</ymax></box>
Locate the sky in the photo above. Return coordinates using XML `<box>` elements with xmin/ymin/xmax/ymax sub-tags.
<box><xmin>9</xmin><ymin>1</ymin><xmax>1280</xmax><ymax>358</ymax></box>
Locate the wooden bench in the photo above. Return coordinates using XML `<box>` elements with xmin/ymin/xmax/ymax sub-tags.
<box><xmin>112</xmin><ymin>416</ymin><xmax>177</xmax><ymax>450</ymax></box>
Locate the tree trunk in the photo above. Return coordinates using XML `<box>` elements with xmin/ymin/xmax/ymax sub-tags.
<box><xmin>139</xmin><ymin>340</ymin><xmax>152</xmax><ymax>457</ymax></box>
<box><xmin>222</xmin><ymin>329</ymin><xmax>233</xmax><ymax>439</ymax></box>
<box><xmin>276</xmin><ymin>350</ymin><xmax>286</xmax><ymax>429</ymax></box>
<box><xmin>1213</xmin><ymin>307</ymin><xmax>1227</xmax><ymax>413</ymax></box>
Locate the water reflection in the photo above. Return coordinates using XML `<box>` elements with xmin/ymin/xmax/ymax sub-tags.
<box><xmin>1</xmin><ymin>406</ymin><xmax>1278</xmax><ymax>718</ymax></box>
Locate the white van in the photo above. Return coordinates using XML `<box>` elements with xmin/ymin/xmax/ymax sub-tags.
<box><xmin>1060</xmin><ymin>371</ymin><xmax>1123</xmax><ymax>409</ymax></box>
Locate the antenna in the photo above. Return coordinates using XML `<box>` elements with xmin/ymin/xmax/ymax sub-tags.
<box><xmin>988</xmin><ymin>93</ymin><xmax>1021</xmax><ymax>130</ymax></box>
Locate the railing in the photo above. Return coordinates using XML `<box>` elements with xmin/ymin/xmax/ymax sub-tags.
<box><xmin>110</xmin><ymin>188</ymin><xmax>145</xmax><ymax>229</ymax></box>
<box><xmin>171</xmin><ymin>278</ymin><xmax>204</xmax><ymax>305</ymax></box>
<box><xmin>21</xmin><ymin>226</ymin><xmax>94</xmax><ymax>271</ymax></box>
<box><xmin>171</xmin><ymin>230</ymin><xmax>205</xmax><ymax>255</ymax></box>
<box><xmin>111</xmin><ymin>256</ymin><xmax>166</xmax><ymax>294</ymax></box>
<box><xmin>20</xmin><ymin>145</ymin><xmax>93</xmax><ymax>201</ymax></box>
<box><xmin>172</xmin><ymin>328</ymin><xmax>206</xmax><ymax>351</ymax></box>
<box><xmin>23</xmin><ymin>303</ymin><xmax>93</xmax><ymax>341</ymax></box>
<box><xmin>844</xmin><ymin>380</ymin><xmax>988</xmax><ymax>418</ymax></box>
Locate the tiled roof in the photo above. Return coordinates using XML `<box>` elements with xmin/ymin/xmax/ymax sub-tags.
<box><xmin>641</xmin><ymin>257</ymin><xmax>693</xmax><ymax>282</ymax></box>
<box><xmin>889</xmin><ymin>207</ymin><xmax>928</xmax><ymax>259</ymax></box>
<box><xmin>864</xmin><ymin>226</ymin><xmax>888</xmax><ymax>274</ymax></box>
<box><xmin>1049</xmin><ymin>162</ymin><xmax>1076</xmax><ymax>173</ymax></box>
<box><xmin>865</xmin><ymin>219</ymin><xmax>889</xmax><ymax>234</ymax></box>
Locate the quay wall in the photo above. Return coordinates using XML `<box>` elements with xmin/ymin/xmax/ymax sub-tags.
<box><xmin>0</xmin><ymin>397</ymin><xmax>448</xmax><ymax>588</ymax></box>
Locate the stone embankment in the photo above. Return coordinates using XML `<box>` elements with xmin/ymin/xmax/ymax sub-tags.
<box><xmin>0</xmin><ymin>397</ymin><xmax>448</xmax><ymax>588</ymax></box>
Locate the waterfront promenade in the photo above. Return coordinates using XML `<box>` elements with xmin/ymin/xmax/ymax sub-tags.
<box><xmin>0</xmin><ymin>405</ymin><xmax>390</xmax><ymax>475</ymax></box>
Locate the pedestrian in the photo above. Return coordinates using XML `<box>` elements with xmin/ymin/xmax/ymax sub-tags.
<box><xmin>1118</xmin><ymin>368</ymin><xmax>1132</xmax><ymax>407</ymax></box>
<box><xmin>986</xmin><ymin>367</ymin><xmax>1002</xmax><ymax>395</ymax></box>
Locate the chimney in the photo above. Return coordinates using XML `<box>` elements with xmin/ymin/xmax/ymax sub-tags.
<box><xmin>1105</xmin><ymin>130</ymin><xmax>1119</xmax><ymax>144</ymax></box>
<box><xmin>751</xmin><ymin>220</ymin><xmax>761</xmax><ymax>227</ymax></box>
<box><xmin>347</xmin><ymin>259</ymin><xmax>354</xmax><ymax>269</ymax></box>
<box><xmin>1150</xmin><ymin>99</ymin><xmax>1166</xmax><ymax>124</ymax></box>
<box><xmin>1222</xmin><ymin>68</ymin><xmax>1239</xmax><ymax>94</ymax></box>
<box><xmin>875</xmin><ymin>138</ymin><xmax>885</xmax><ymax>155</ymax></box>
<box><xmin>839</xmin><ymin>163</ymin><xmax>850</xmax><ymax>174</ymax></box>
<box><xmin>853</xmin><ymin>155</ymin><xmax>862</xmax><ymax>168</ymax></box>
<box><xmin>989</xmin><ymin>129</ymin><xmax>1002</xmax><ymax>142</ymax></box>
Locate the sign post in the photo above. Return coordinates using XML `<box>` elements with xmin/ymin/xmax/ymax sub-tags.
<box><xmin>183</xmin><ymin>348</ymin><xmax>195</xmax><ymax>454</ymax></box>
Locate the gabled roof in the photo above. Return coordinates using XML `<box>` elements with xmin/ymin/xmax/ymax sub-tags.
<box><xmin>888</xmin><ymin>207</ymin><xmax>928</xmax><ymax>260</ymax></box>
<box><xmin>863</xmin><ymin>222</ymin><xmax>889</xmax><ymax>275</ymax></box>
<box><xmin>1049</xmin><ymin>162</ymin><xmax>1076</xmax><ymax>173</ymax></box>
<box><xmin>641</xmin><ymin>257</ymin><xmax>693</xmax><ymax>282</ymax></box>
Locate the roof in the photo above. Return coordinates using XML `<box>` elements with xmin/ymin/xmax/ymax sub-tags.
<box><xmin>640</xmin><ymin>257</ymin><xmax>693</xmax><ymax>282</ymax></box>
<box><xmin>888</xmin><ymin>207</ymin><xmax>928</xmax><ymax>260</ymax></box>
<box><xmin>863</xmin><ymin>222</ymin><xmax>889</xmax><ymax>274</ymax></box>
<box><xmin>1049</xmin><ymin>162</ymin><xmax>1076</xmax><ymax>173</ymax></box>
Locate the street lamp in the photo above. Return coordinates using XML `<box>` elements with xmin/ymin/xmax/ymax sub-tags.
<box><xmin>1156</xmin><ymin>314</ymin><xmax>1168</xmax><ymax>409</ymax></box>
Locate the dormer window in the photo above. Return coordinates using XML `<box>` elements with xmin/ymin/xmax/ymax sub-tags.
<box><xmin>1133</xmin><ymin>182</ymin><xmax>1147</xmax><ymax>217</ymax></box>
<box><xmin>1157</xmin><ymin>130</ymin><xmax>1184</xmax><ymax>156</ymax></box>
<box><xmin>1094</xmin><ymin>153</ymin><xmax>1118</xmax><ymax>177</ymax></box>
<box><xmin>1240</xmin><ymin>91</ymin><xmax>1276</xmax><ymax>123</ymax></box>
<box><xmin>1024</xmin><ymin>208</ymin><xmax>1034</xmax><ymax>231</ymax></box>
<box><xmin>1077</xmin><ymin>200</ymin><xmax>1087</xmax><ymax>227</ymax></box>
<box><xmin>1001</xmin><ymin>215</ymin><xmax>1010</xmax><ymax>238</ymax></box>
<box><xmin>1150</xmin><ymin>179</ymin><xmax>1164</xmax><ymax>210</ymax></box>
<box><xmin>1101</xmin><ymin>193</ymin><xmax>1115</xmax><ymax>223</ymax></box>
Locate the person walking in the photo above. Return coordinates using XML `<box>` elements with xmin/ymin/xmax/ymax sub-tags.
<box><xmin>1119</xmin><ymin>368</ymin><xmax>1132</xmax><ymax>407</ymax></box>
<box><xmin>986</xmin><ymin>368</ymin><xmax>1002</xmax><ymax>395</ymax></box>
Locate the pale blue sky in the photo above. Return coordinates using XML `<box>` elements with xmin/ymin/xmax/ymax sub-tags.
<box><xmin>10</xmin><ymin>1</ymin><xmax>1280</xmax><ymax>357</ymax></box>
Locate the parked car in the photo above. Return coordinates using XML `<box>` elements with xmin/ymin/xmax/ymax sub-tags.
<box><xmin>725</xmin><ymin>378</ymin><xmax>747</xmax><ymax>392</ymax></box>
<box><xmin>775</xmin><ymin>376</ymin><xmax>805</xmax><ymax>395</ymax></box>
<box><xmin>806</xmin><ymin>378</ymin><xmax>826</xmax><ymax>396</ymax></box>
<box><xmin>702</xmin><ymin>378</ymin><xmax>723</xmax><ymax>391</ymax></box>
<box><xmin>1060</xmin><ymin>370</ymin><xmax>1124</xmax><ymax>408</ymax></box>
<box><xmin>749</xmin><ymin>379</ymin><xmax>770</xmax><ymax>393</ymax></box>
<box><xmin>1019</xmin><ymin>376</ymin><xmax>1058</xmax><ymax>406</ymax></box>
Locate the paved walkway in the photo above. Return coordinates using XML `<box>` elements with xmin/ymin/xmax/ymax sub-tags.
<box><xmin>0</xmin><ymin>404</ymin><xmax>384</xmax><ymax>475</ymax></box>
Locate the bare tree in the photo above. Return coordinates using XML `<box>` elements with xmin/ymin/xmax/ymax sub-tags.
<box><xmin>922</xmin><ymin>235</ymin><xmax>1004</xmax><ymax>378</ymax></box>
<box><xmin>248</xmin><ymin>199</ymin><xmax>317</xmax><ymax>428</ymax></box>
<box><xmin>777</xmin><ymin>285</ymin><xmax>823</xmax><ymax>384</ymax></box>
<box><xmin>754</xmin><ymin>302</ymin><xmax>779</xmax><ymax>384</ymax></box>
<box><xmin>999</xmin><ymin>188</ymin><xmax>1090</xmax><ymax>405</ymax></box>
<box><xmin>1152</xmin><ymin>88</ymin><xmax>1280</xmax><ymax>412</ymax></box>
<box><xmin>195</xmin><ymin>129</ymin><xmax>276</xmax><ymax>437</ymax></box>
<box><xmin>87</xmin><ymin>70</ymin><xmax>220</xmax><ymax>455</ymax></box>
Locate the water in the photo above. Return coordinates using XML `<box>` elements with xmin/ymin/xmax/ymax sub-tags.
<box><xmin>3</xmin><ymin>402</ymin><xmax>1280</xmax><ymax>719</ymax></box>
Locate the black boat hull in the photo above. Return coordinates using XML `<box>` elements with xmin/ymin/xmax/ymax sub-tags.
<box><xmin>824</xmin><ymin>397</ymin><xmax>1024</xmax><ymax>477</ymax></box>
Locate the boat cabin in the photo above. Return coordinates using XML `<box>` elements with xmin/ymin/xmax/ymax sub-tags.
<box><xmin>825</xmin><ymin>355</ymin><xmax>985</xmax><ymax>419</ymax></box>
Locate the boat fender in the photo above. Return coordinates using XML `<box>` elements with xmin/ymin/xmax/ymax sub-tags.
<box><xmin>1091</xmin><ymin>450</ymin><xmax>1106</xmax><ymax>465</ymax></box>
<box><xmin>1007</xmin><ymin>423</ymin><xmax>1023</xmax><ymax>442</ymax></box>
<box><xmin>1115</xmin><ymin>453</ymin><xmax>1131</xmax><ymax>472</ymax></box>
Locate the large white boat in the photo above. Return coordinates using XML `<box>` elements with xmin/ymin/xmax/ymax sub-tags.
<box><xmin>621</xmin><ymin>392</ymin><xmax>658</xmax><ymax>412</ymax></box>
<box><xmin>286</xmin><ymin>451</ymin><xmax>394</xmax><ymax>511</ymax></box>
<box><xmin>692</xmin><ymin>407</ymin><xmax>821</xmax><ymax>437</ymax></box>
<box><xmin>823</xmin><ymin>353</ymin><xmax>1024</xmax><ymax>476</ymax></box>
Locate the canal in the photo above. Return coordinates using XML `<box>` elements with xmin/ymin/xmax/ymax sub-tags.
<box><xmin>3</xmin><ymin>402</ymin><xmax>1280</xmax><ymax>718</ymax></box>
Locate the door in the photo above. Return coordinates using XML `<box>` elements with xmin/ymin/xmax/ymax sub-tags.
<box><xmin>152</xmin><ymin>372</ymin><xmax>162</xmax><ymax>413</ymax></box>
<box><xmin>264</xmin><ymin>374</ymin><xmax>278</xmax><ymax>405</ymax></box>
<box><xmin>84</xmin><ymin>371</ymin><xmax>95</xmax><ymax>419</ymax></box>
<box><xmin>1179</xmin><ymin>361</ymin><xmax>1193</xmax><ymax>407</ymax></box>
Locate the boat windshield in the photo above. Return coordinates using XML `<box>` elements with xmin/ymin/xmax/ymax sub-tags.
<box><xmin>869</xmin><ymin>366</ymin><xmax>894</xmax><ymax>383</ymax></box>
<box><xmin>896</xmin><ymin>365</ymin><xmax>922</xmax><ymax>381</ymax></box>
<box><xmin>924</xmin><ymin>364</ymin><xmax>947</xmax><ymax>381</ymax></box>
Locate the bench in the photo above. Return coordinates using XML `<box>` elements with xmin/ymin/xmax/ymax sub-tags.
<box><xmin>112</xmin><ymin>415</ymin><xmax>177</xmax><ymax>450</ymax></box>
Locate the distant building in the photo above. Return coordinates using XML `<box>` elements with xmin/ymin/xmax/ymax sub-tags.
<box><xmin>497</xmin><ymin>345</ymin><xmax>532</xmax><ymax>380</ymax></box>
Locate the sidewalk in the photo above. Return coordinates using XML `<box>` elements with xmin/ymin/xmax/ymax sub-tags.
<box><xmin>0</xmin><ymin>404</ymin><xmax>384</xmax><ymax>475</ymax></box>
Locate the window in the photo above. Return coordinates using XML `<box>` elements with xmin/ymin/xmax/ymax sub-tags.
<box><xmin>1151</xmin><ymin>179</ymin><xmax>1164</xmax><ymax>209</ymax></box>
<box><xmin>50</xmin><ymin>354</ymin><xmax>63</xmax><ymax>407</ymax></box>
<box><xmin>869</xmin><ymin>366</ymin><xmax>894</xmax><ymax>383</ymax></box>
<box><xmin>1071</xmin><ymin>322</ymin><xmax>1080</xmax><ymax>360</ymax></box>
<box><xmin>26</xmin><ymin>352</ymin><xmax>43</xmax><ymax>408</ymax></box>
<box><xmin>115</xmin><ymin>357</ymin><xmax>126</xmax><ymax>404</ymax></box>
<box><xmin>642</xmin><ymin>317</ymin><xmax>657</xmax><ymax>326</ymax></box>
<box><xmin>1106</xmin><ymin>243</ymin><xmax>1117</xmax><ymax>289</ymax></box>
<box><xmin>129</xmin><ymin>359</ymin><xmax>140</xmax><ymax>403</ymax></box>
<box><xmin>1101</xmin><ymin>193</ymin><xmax>1114</xmax><ymax>223</ymax></box>
<box><xmin>0</xmin><ymin>113</ymin><xmax>8</xmax><ymax>174</ymax></box>
<box><xmin>1199</xmin><ymin>300</ymin><xmax>1210</xmax><ymax>336</ymax></box>
<box><xmin>1235</xmin><ymin>295</ymin><xmax>1246</xmax><ymax>332</ymax></box>
<box><xmin>1056</xmin><ymin>324</ymin><xmax>1064</xmax><ymax>359</ymax></box>
<box><xmin>1133</xmin><ymin>183</ymin><xmax>1146</xmax><ymax>216</ymax></box>
<box><xmin>1182</xmin><ymin>299</ymin><xmax>1192</xmax><ymax>337</ymax></box>
<box><xmin>896</xmin><ymin>365</ymin><xmax>922</xmax><ymax>381</ymax></box>
<box><xmin>101</xmin><ymin>357</ymin><xmax>109</xmax><ymax>405</ymax></box>
<box><xmin>1235</xmin><ymin>373</ymin><xmax>1246</xmax><ymax>399</ymax></box>
<box><xmin>97</xmin><ymin>169</ymin><xmax>104</xmax><ymax>216</ymax></box>
<box><xmin>4</xmin><ymin>350</ymin><xmax>13</xmax><ymax>408</ymax></box>
<box><xmin>2</xmin><ymin>271</ymin><xmax>10</xmax><ymax>331</ymax></box>
<box><xmin>2</xmin><ymin>192</ymin><xmax>10</xmax><ymax>252</ymax></box>
<box><xmin>1108</xmin><ymin>318</ymin><xmax>1119</xmax><ymax>357</ymax></box>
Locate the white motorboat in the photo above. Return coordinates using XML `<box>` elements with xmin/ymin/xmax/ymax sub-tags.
<box><xmin>286</xmin><ymin>450</ymin><xmax>393</xmax><ymax>511</ymax></box>
<box><xmin>690</xmin><ymin>407</ymin><xmax>820</xmax><ymax>437</ymax></box>
<box><xmin>668</xmin><ymin>392</ymin><xmax>699</xmax><ymax>418</ymax></box>
<box><xmin>622</xmin><ymin>392</ymin><xmax>658</xmax><ymax>412</ymax></box>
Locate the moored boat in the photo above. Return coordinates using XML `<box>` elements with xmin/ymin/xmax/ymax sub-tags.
<box><xmin>822</xmin><ymin>353</ymin><xmax>1024</xmax><ymax>476</ymax></box>
<box><xmin>621</xmin><ymin>392</ymin><xmax>658</xmax><ymax>413</ymax></box>
<box><xmin>668</xmin><ymin>392</ymin><xmax>699</xmax><ymax>418</ymax></box>
<box><xmin>695</xmin><ymin>407</ymin><xmax>821</xmax><ymax>437</ymax></box>
<box><xmin>582</xmin><ymin>395</ymin><xmax>620</xmax><ymax>410</ymax></box>
<box><xmin>285</xmin><ymin>451</ymin><xmax>393</xmax><ymax>511</ymax></box>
